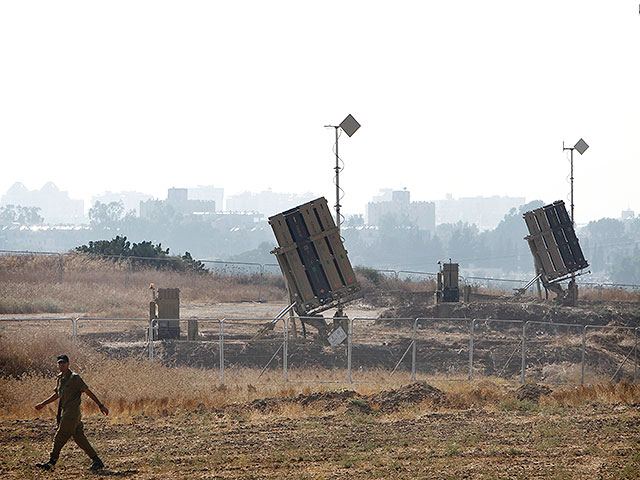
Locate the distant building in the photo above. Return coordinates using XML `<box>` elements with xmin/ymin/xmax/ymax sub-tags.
<box><xmin>435</xmin><ymin>194</ymin><xmax>526</xmax><ymax>230</ymax></box>
<box><xmin>366</xmin><ymin>189</ymin><xmax>435</xmax><ymax>232</ymax></box>
<box><xmin>188</xmin><ymin>185</ymin><xmax>224</xmax><ymax>211</ymax></box>
<box><xmin>140</xmin><ymin>188</ymin><xmax>216</xmax><ymax>219</ymax></box>
<box><xmin>1</xmin><ymin>182</ymin><xmax>84</xmax><ymax>224</ymax></box>
<box><xmin>371</xmin><ymin>189</ymin><xmax>393</xmax><ymax>203</ymax></box>
<box><xmin>621</xmin><ymin>209</ymin><xmax>635</xmax><ymax>221</ymax></box>
<box><xmin>91</xmin><ymin>190</ymin><xmax>152</xmax><ymax>215</ymax></box>
<box><xmin>226</xmin><ymin>190</ymin><xmax>318</xmax><ymax>218</ymax></box>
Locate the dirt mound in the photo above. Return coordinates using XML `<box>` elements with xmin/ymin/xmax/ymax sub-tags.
<box><xmin>515</xmin><ymin>383</ymin><xmax>552</xmax><ymax>402</ymax></box>
<box><xmin>367</xmin><ymin>382</ymin><xmax>445</xmax><ymax>412</ymax></box>
<box><xmin>295</xmin><ymin>389</ymin><xmax>360</xmax><ymax>410</ymax></box>
<box><xmin>378</xmin><ymin>291</ymin><xmax>640</xmax><ymax>327</ymax></box>
<box><xmin>243</xmin><ymin>383</ymin><xmax>443</xmax><ymax>414</ymax></box>
<box><xmin>246</xmin><ymin>389</ymin><xmax>360</xmax><ymax>412</ymax></box>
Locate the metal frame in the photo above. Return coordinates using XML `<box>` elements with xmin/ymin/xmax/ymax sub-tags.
<box><xmin>2</xmin><ymin>316</ymin><xmax>638</xmax><ymax>386</ymax></box>
<box><xmin>522</xmin><ymin>321</ymin><xmax>584</xmax><ymax>385</ymax></box>
<box><xmin>469</xmin><ymin>318</ymin><xmax>525</xmax><ymax>382</ymax></box>
<box><xmin>581</xmin><ymin>324</ymin><xmax>639</xmax><ymax>385</ymax></box>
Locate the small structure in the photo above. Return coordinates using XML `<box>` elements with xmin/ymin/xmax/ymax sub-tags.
<box><xmin>436</xmin><ymin>260</ymin><xmax>460</xmax><ymax>303</ymax></box>
<box><xmin>150</xmin><ymin>286</ymin><xmax>180</xmax><ymax>339</ymax></box>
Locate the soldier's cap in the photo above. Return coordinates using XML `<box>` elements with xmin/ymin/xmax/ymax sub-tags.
<box><xmin>56</xmin><ymin>354</ymin><xmax>69</xmax><ymax>363</ymax></box>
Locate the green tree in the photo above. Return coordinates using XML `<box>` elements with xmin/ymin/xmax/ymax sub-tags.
<box><xmin>344</xmin><ymin>214</ymin><xmax>364</xmax><ymax>227</ymax></box>
<box><xmin>608</xmin><ymin>251</ymin><xmax>640</xmax><ymax>284</ymax></box>
<box><xmin>88</xmin><ymin>201</ymin><xmax>125</xmax><ymax>227</ymax></box>
<box><xmin>584</xmin><ymin>218</ymin><xmax>626</xmax><ymax>244</ymax></box>
<box><xmin>75</xmin><ymin>235</ymin><xmax>131</xmax><ymax>256</ymax></box>
<box><xmin>0</xmin><ymin>205</ymin><xmax>44</xmax><ymax>226</ymax></box>
<box><xmin>74</xmin><ymin>236</ymin><xmax>207</xmax><ymax>273</ymax></box>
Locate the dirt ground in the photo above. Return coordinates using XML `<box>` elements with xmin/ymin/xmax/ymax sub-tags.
<box><xmin>3</xmin><ymin>294</ymin><xmax>635</xmax><ymax>383</ymax></box>
<box><xmin>180</xmin><ymin>300</ymin><xmax>385</xmax><ymax>321</ymax></box>
<box><xmin>2</xmin><ymin>382</ymin><xmax>639</xmax><ymax>480</ymax></box>
<box><xmin>2</xmin><ymin>294</ymin><xmax>640</xmax><ymax>479</ymax></box>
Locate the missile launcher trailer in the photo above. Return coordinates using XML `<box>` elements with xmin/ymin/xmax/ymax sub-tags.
<box><xmin>268</xmin><ymin>197</ymin><xmax>362</xmax><ymax>340</ymax></box>
<box><xmin>522</xmin><ymin>200</ymin><xmax>589</xmax><ymax>304</ymax></box>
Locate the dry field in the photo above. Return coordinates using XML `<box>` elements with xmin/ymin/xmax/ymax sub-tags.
<box><xmin>1</xmin><ymin>377</ymin><xmax>639</xmax><ymax>479</ymax></box>
<box><xmin>0</xmin><ymin>253</ymin><xmax>288</xmax><ymax>317</ymax></box>
<box><xmin>2</xmin><ymin>254</ymin><xmax>640</xmax><ymax>479</ymax></box>
<box><xmin>1</xmin><ymin>327</ymin><xmax>640</xmax><ymax>479</ymax></box>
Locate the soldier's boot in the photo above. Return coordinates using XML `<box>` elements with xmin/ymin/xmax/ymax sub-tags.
<box><xmin>35</xmin><ymin>459</ymin><xmax>56</xmax><ymax>471</ymax></box>
<box><xmin>89</xmin><ymin>455</ymin><xmax>104</xmax><ymax>471</ymax></box>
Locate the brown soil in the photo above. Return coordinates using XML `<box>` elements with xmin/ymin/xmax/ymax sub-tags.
<box><xmin>375</xmin><ymin>290</ymin><xmax>640</xmax><ymax>327</ymax></box>
<box><xmin>63</xmin><ymin>294</ymin><xmax>639</xmax><ymax>384</ymax></box>
<box><xmin>2</xmin><ymin>383</ymin><xmax>639</xmax><ymax>479</ymax></box>
<box><xmin>514</xmin><ymin>383</ymin><xmax>553</xmax><ymax>402</ymax></box>
<box><xmin>240</xmin><ymin>382</ymin><xmax>445</xmax><ymax>415</ymax></box>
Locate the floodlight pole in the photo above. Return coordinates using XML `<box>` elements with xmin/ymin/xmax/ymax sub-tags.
<box><xmin>563</xmin><ymin>142</ymin><xmax>576</xmax><ymax>286</ymax></box>
<box><xmin>334</xmin><ymin>126</ymin><xmax>341</xmax><ymax>233</ymax></box>
<box><xmin>324</xmin><ymin>124</ymin><xmax>342</xmax><ymax>233</ymax></box>
<box><xmin>563</xmin><ymin>142</ymin><xmax>576</xmax><ymax>225</ymax></box>
<box><xmin>563</xmin><ymin>138</ymin><xmax>588</xmax><ymax>293</ymax></box>
<box><xmin>325</xmin><ymin>115</ymin><xmax>360</xmax><ymax>234</ymax></box>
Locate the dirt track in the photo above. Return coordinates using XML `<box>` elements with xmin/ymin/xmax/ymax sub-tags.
<box><xmin>2</xmin><ymin>383</ymin><xmax>639</xmax><ymax>479</ymax></box>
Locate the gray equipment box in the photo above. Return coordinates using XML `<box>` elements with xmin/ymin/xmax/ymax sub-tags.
<box><xmin>150</xmin><ymin>288</ymin><xmax>180</xmax><ymax>339</ymax></box>
<box><xmin>437</xmin><ymin>262</ymin><xmax>459</xmax><ymax>303</ymax></box>
<box><xmin>269</xmin><ymin>197</ymin><xmax>361</xmax><ymax>315</ymax></box>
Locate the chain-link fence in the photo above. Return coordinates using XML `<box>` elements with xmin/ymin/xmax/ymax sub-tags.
<box><xmin>2</xmin><ymin>315</ymin><xmax>637</xmax><ymax>386</ymax></box>
<box><xmin>3</xmin><ymin>250</ymin><xmax>640</xmax><ymax>299</ymax></box>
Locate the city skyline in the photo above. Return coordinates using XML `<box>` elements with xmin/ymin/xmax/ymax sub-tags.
<box><xmin>1</xmin><ymin>2</ymin><xmax>638</xmax><ymax>224</ymax></box>
<box><xmin>5</xmin><ymin>180</ymin><xmax>632</xmax><ymax>238</ymax></box>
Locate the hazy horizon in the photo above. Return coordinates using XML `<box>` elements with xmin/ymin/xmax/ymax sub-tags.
<box><xmin>2</xmin><ymin>2</ymin><xmax>638</xmax><ymax>224</ymax></box>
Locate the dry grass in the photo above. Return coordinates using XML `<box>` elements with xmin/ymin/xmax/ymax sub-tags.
<box><xmin>2</xmin><ymin>327</ymin><xmax>639</xmax><ymax>422</ymax></box>
<box><xmin>580</xmin><ymin>286</ymin><xmax>640</xmax><ymax>303</ymax></box>
<box><xmin>0</xmin><ymin>253</ymin><xmax>287</xmax><ymax>317</ymax></box>
<box><xmin>546</xmin><ymin>381</ymin><xmax>640</xmax><ymax>406</ymax></box>
<box><xmin>467</xmin><ymin>282</ymin><xmax>640</xmax><ymax>303</ymax></box>
<box><xmin>4</xmin><ymin>254</ymin><xmax>638</xmax><ymax>318</ymax></box>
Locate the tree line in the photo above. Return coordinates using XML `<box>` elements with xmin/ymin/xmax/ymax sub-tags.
<box><xmin>2</xmin><ymin>199</ymin><xmax>639</xmax><ymax>284</ymax></box>
<box><xmin>75</xmin><ymin>235</ymin><xmax>207</xmax><ymax>273</ymax></box>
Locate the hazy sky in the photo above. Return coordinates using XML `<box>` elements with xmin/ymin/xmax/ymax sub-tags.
<box><xmin>1</xmin><ymin>1</ymin><xmax>638</xmax><ymax>224</ymax></box>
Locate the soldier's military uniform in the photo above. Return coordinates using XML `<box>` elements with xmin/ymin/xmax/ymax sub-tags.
<box><xmin>35</xmin><ymin>354</ymin><xmax>105</xmax><ymax>471</ymax></box>
<box><xmin>49</xmin><ymin>370</ymin><xmax>98</xmax><ymax>463</ymax></box>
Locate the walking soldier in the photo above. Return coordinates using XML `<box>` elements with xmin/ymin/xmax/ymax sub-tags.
<box><xmin>34</xmin><ymin>354</ymin><xmax>108</xmax><ymax>471</ymax></box>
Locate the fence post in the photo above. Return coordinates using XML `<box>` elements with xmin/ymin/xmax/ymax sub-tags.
<box><xmin>581</xmin><ymin>326</ymin><xmax>587</xmax><ymax>385</ymax></box>
<box><xmin>55</xmin><ymin>254</ymin><xmax>64</xmax><ymax>284</ymax></box>
<box><xmin>347</xmin><ymin>318</ymin><xmax>353</xmax><ymax>383</ymax></box>
<box><xmin>283</xmin><ymin>317</ymin><xmax>288</xmax><ymax>381</ymax></box>
<box><xmin>219</xmin><ymin>320</ymin><xmax>225</xmax><ymax>382</ymax></box>
<box><xmin>468</xmin><ymin>319</ymin><xmax>475</xmax><ymax>380</ymax></box>
<box><xmin>635</xmin><ymin>327</ymin><xmax>638</xmax><ymax>384</ymax></box>
<box><xmin>148</xmin><ymin>320</ymin><xmax>156</xmax><ymax>360</ymax></box>
<box><xmin>521</xmin><ymin>321</ymin><xmax>527</xmax><ymax>383</ymax></box>
<box><xmin>125</xmin><ymin>259</ymin><xmax>132</xmax><ymax>288</ymax></box>
<box><xmin>411</xmin><ymin>319</ymin><xmax>417</xmax><ymax>381</ymax></box>
<box><xmin>258</xmin><ymin>264</ymin><xmax>264</xmax><ymax>303</ymax></box>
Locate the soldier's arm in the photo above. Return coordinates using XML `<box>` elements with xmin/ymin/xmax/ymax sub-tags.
<box><xmin>84</xmin><ymin>388</ymin><xmax>109</xmax><ymax>415</ymax></box>
<box><xmin>35</xmin><ymin>393</ymin><xmax>59</xmax><ymax>410</ymax></box>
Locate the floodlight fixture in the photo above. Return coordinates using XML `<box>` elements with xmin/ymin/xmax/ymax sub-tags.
<box><xmin>324</xmin><ymin>114</ymin><xmax>361</xmax><ymax>233</ymax></box>
<box><xmin>574</xmin><ymin>138</ymin><xmax>589</xmax><ymax>155</ymax></box>
<box><xmin>339</xmin><ymin>114</ymin><xmax>361</xmax><ymax>137</ymax></box>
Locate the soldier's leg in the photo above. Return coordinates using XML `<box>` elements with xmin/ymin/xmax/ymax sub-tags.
<box><xmin>49</xmin><ymin>417</ymin><xmax>77</xmax><ymax>463</ymax></box>
<box><xmin>72</xmin><ymin>421</ymin><xmax>98</xmax><ymax>459</ymax></box>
